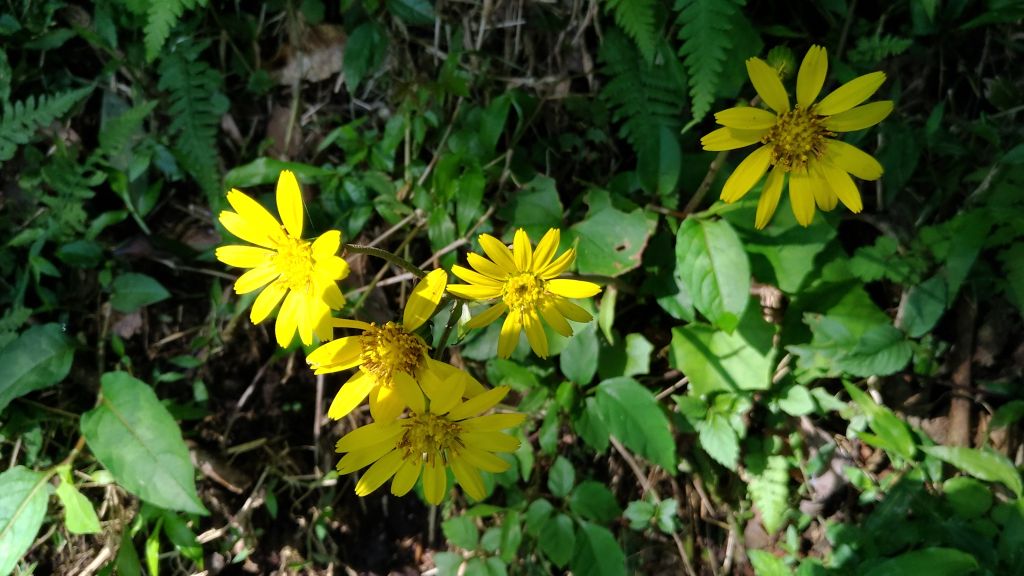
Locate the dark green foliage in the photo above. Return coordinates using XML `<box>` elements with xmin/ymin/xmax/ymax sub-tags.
<box><xmin>601</xmin><ymin>0</ymin><xmax>658</xmax><ymax>63</ymax></box>
<box><xmin>675</xmin><ymin>0</ymin><xmax>745</xmax><ymax>119</ymax></box>
<box><xmin>0</xmin><ymin>87</ymin><xmax>93</xmax><ymax>166</ymax></box>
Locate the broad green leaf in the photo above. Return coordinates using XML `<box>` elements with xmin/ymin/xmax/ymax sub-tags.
<box><xmin>503</xmin><ymin>176</ymin><xmax>563</xmax><ymax>239</ymax></box>
<box><xmin>697</xmin><ymin>412</ymin><xmax>739</xmax><ymax>470</ymax></box>
<box><xmin>598</xmin><ymin>332</ymin><xmax>653</xmax><ymax>380</ymax></box>
<box><xmin>624</xmin><ymin>500</ymin><xmax>656</xmax><ymax>530</ymax></box>
<box><xmin>675</xmin><ymin>217</ymin><xmax>750</xmax><ymax>332</ymax></box>
<box><xmin>111</xmin><ymin>273</ymin><xmax>170</xmax><ymax>313</ymax></box>
<box><xmin>442</xmin><ymin>515</ymin><xmax>479</xmax><ymax>550</ymax></box>
<box><xmin>863</xmin><ymin>547</ymin><xmax>978</xmax><ymax>576</ymax></box>
<box><xmin>1001</xmin><ymin>242</ymin><xmax>1024</xmax><ymax>316</ymax></box>
<box><xmin>748</xmin><ymin>550</ymin><xmax>792</xmax><ymax>576</ymax></box>
<box><xmin>844</xmin><ymin>383</ymin><xmax>916</xmax><ymax>461</ymax></box>
<box><xmin>569</xmin><ymin>481</ymin><xmax>621</xmax><ymax>523</ymax></box>
<box><xmin>575</xmin><ymin>397</ymin><xmax>610</xmax><ymax>452</ymax></box>
<box><xmin>0</xmin><ymin>323</ymin><xmax>74</xmax><ymax>413</ymax></box>
<box><xmin>568</xmin><ymin>190</ymin><xmax>655</xmax><ymax>277</ymax></box>
<box><xmin>922</xmin><ymin>445</ymin><xmax>1022</xmax><ymax>497</ymax></box>
<box><xmin>571</xmin><ymin>521</ymin><xmax>626</xmax><ymax>576</ymax></box>
<box><xmin>902</xmin><ymin>275</ymin><xmax>948</xmax><ymax>338</ymax></box>
<box><xmin>539</xmin><ymin>513</ymin><xmax>575</xmax><ymax>568</ymax></box>
<box><xmin>548</xmin><ymin>456</ymin><xmax>576</xmax><ymax>499</ymax></box>
<box><xmin>525</xmin><ymin>498</ymin><xmax>554</xmax><ymax>537</ymax></box>
<box><xmin>943</xmin><ymin>477</ymin><xmax>992</xmax><ymax>519</ymax></box>
<box><xmin>836</xmin><ymin>324</ymin><xmax>912</xmax><ymax>377</ymax></box>
<box><xmin>0</xmin><ymin>467</ymin><xmax>51</xmax><ymax>576</ymax></box>
<box><xmin>669</xmin><ymin>307</ymin><xmax>775</xmax><ymax>395</ymax></box>
<box><xmin>561</xmin><ymin>323</ymin><xmax>599</xmax><ymax>385</ymax></box>
<box><xmin>940</xmin><ymin>211</ymin><xmax>990</xmax><ymax>305</ymax></box>
<box><xmin>498</xmin><ymin>510</ymin><xmax>522</xmax><ymax>563</ymax></box>
<box><xmin>81</xmin><ymin>372</ymin><xmax>207</xmax><ymax>514</ymax></box>
<box><xmin>55</xmin><ymin>467</ymin><xmax>101</xmax><ymax>535</ymax></box>
<box><xmin>637</xmin><ymin>125</ymin><xmax>681</xmax><ymax>197</ymax></box>
<box><xmin>344</xmin><ymin>22</ymin><xmax>388</xmax><ymax>92</ymax></box>
<box><xmin>777</xmin><ymin>384</ymin><xmax>816</xmax><ymax>416</ymax></box>
<box><xmin>598</xmin><ymin>286</ymin><xmax>617</xmax><ymax>344</ymax></box>
<box><xmin>991</xmin><ymin>400</ymin><xmax>1024</xmax><ymax>429</ymax></box>
<box><xmin>386</xmin><ymin>0</ymin><xmax>436</xmax><ymax>26</ymax></box>
<box><xmin>434</xmin><ymin>551</ymin><xmax>463</xmax><ymax>576</ymax></box>
<box><xmin>595</xmin><ymin>378</ymin><xmax>675</xmax><ymax>469</ymax></box>
<box><xmin>455</xmin><ymin>167</ymin><xmax>485</xmax><ymax>235</ymax></box>
<box><xmin>223</xmin><ymin>158</ymin><xmax>334</xmax><ymax>190</ymax></box>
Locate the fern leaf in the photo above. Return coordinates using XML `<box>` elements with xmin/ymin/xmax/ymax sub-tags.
<box><xmin>97</xmin><ymin>100</ymin><xmax>158</xmax><ymax>161</ymax></box>
<box><xmin>675</xmin><ymin>0</ymin><xmax>745</xmax><ymax>120</ymax></box>
<box><xmin>145</xmin><ymin>0</ymin><xmax>205</xmax><ymax>63</ymax></box>
<box><xmin>848</xmin><ymin>34</ymin><xmax>912</xmax><ymax>66</ymax></box>
<box><xmin>748</xmin><ymin>455</ymin><xmax>790</xmax><ymax>535</ymax></box>
<box><xmin>158</xmin><ymin>43</ymin><xmax>228</xmax><ymax>197</ymax></box>
<box><xmin>602</xmin><ymin>0</ymin><xmax>658</xmax><ymax>63</ymax></box>
<box><xmin>0</xmin><ymin>86</ymin><xmax>93</xmax><ymax>165</ymax></box>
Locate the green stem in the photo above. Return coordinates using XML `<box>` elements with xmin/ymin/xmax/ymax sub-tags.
<box><xmin>433</xmin><ymin>298</ymin><xmax>463</xmax><ymax>359</ymax></box>
<box><xmin>343</xmin><ymin>243</ymin><xmax>427</xmax><ymax>279</ymax></box>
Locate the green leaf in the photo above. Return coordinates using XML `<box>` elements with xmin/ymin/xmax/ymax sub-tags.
<box><xmin>637</xmin><ymin>125</ymin><xmax>681</xmax><ymax>196</ymax></box>
<box><xmin>748</xmin><ymin>456</ymin><xmax>789</xmax><ymax>534</ymax></box>
<box><xmin>595</xmin><ymin>378</ymin><xmax>675</xmax><ymax>469</ymax></box>
<box><xmin>576</xmin><ymin>397</ymin><xmax>610</xmax><ymax>452</ymax></box>
<box><xmin>598</xmin><ymin>332</ymin><xmax>654</xmax><ymax>380</ymax></box>
<box><xmin>525</xmin><ymin>498</ymin><xmax>554</xmax><ymax>537</ymax></box>
<box><xmin>1000</xmin><ymin>242</ymin><xmax>1024</xmax><ymax>316</ymax></box>
<box><xmin>442</xmin><ymin>515</ymin><xmax>479</xmax><ymax>550</ymax></box>
<box><xmin>223</xmin><ymin>158</ymin><xmax>335</xmax><ymax>190</ymax></box>
<box><xmin>81</xmin><ymin>372</ymin><xmax>207</xmax><ymax>514</ymax></box>
<box><xmin>145</xmin><ymin>0</ymin><xmax>206</xmax><ymax>62</ymax></box>
<box><xmin>56</xmin><ymin>467</ymin><xmax>101</xmax><ymax>535</ymax></box>
<box><xmin>943</xmin><ymin>477</ymin><xmax>992</xmax><ymax>519</ymax></box>
<box><xmin>111</xmin><ymin>272</ymin><xmax>171</xmax><ymax>313</ymax></box>
<box><xmin>0</xmin><ymin>323</ymin><xmax>74</xmax><ymax>413</ymax></box>
<box><xmin>455</xmin><ymin>168</ymin><xmax>486</xmax><ymax>236</ymax></box>
<box><xmin>601</xmin><ymin>0</ymin><xmax>657</xmax><ymax>63</ymax></box>
<box><xmin>624</xmin><ymin>500</ymin><xmax>656</xmax><ymax>530</ymax></box>
<box><xmin>862</xmin><ymin>548</ymin><xmax>978</xmax><ymax>576</ymax></box>
<box><xmin>344</xmin><ymin>21</ymin><xmax>388</xmax><ymax>92</ymax></box>
<box><xmin>777</xmin><ymin>384</ymin><xmax>816</xmax><ymax>417</ymax></box>
<box><xmin>548</xmin><ymin>456</ymin><xmax>576</xmax><ymax>499</ymax></box>
<box><xmin>386</xmin><ymin>0</ymin><xmax>435</xmax><ymax>26</ymax></box>
<box><xmin>675</xmin><ymin>0</ymin><xmax>748</xmax><ymax>119</ymax></box>
<box><xmin>697</xmin><ymin>412</ymin><xmax>739</xmax><ymax>470</ymax></box>
<box><xmin>991</xmin><ymin>400</ymin><xmax>1024</xmax><ymax>429</ymax></box>
<box><xmin>676</xmin><ymin>217</ymin><xmax>750</xmax><ymax>332</ymax></box>
<box><xmin>569</xmin><ymin>481</ymin><xmax>621</xmax><ymax>523</ymax></box>
<box><xmin>668</xmin><ymin>307</ymin><xmax>775</xmax><ymax>395</ymax></box>
<box><xmin>568</xmin><ymin>190</ymin><xmax>655</xmax><ymax>277</ymax></box>
<box><xmin>922</xmin><ymin>445</ymin><xmax>1023</xmax><ymax>497</ymax></box>
<box><xmin>539</xmin><ymin>513</ymin><xmax>575</xmax><ymax>568</ymax></box>
<box><xmin>748</xmin><ymin>550</ymin><xmax>792</xmax><ymax>576</ymax></box>
<box><xmin>571</xmin><ymin>520</ymin><xmax>627</xmax><ymax>576</ymax></box>
<box><xmin>902</xmin><ymin>275</ymin><xmax>948</xmax><ymax>338</ymax></box>
<box><xmin>434</xmin><ymin>551</ymin><xmax>463</xmax><ymax>576</ymax></box>
<box><xmin>0</xmin><ymin>86</ymin><xmax>93</xmax><ymax>166</ymax></box>
<box><xmin>0</xmin><ymin>467</ymin><xmax>52</xmax><ymax>576</ymax></box>
<box><xmin>844</xmin><ymin>383</ymin><xmax>916</xmax><ymax>461</ymax></box>
<box><xmin>499</xmin><ymin>511</ymin><xmax>522</xmax><ymax>563</ymax></box>
<box><xmin>836</xmin><ymin>324</ymin><xmax>912</xmax><ymax>377</ymax></box>
<box><xmin>503</xmin><ymin>176</ymin><xmax>563</xmax><ymax>239</ymax></box>
<box><xmin>561</xmin><ymin>323</ymin><xmax>599</xmax><ymax>385</ymax></box>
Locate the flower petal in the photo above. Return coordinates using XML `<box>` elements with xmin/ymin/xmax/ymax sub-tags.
<box><xmin>327</xmin><ymin>370</ymin><xmax>377</xmax><ymax>419</ymax></box>
<box><xmin>390</xmin><ymin>459</ymin><xmax>422</xmax><ymax>496</ymax></box>
<box><xmin>701</xmin><ymin>126</ymin><xmax>769</xmax><ymax>152</ymax></box>
<box><xmin>448</xmin><ymin>386</ymin><xmax>511</xmax><ymax>421</ymax></box>
<box><xmin>315</xmin><ymin>256</ymin><xmax>349</xmax><ymax>281</ymax></box>
<box><xmin>276</xmin><ymin>170</ymin><xmax>304</xmax><ymax>238</ymax></box>
<box><xmin>553</xmin><ymin>298</ymin><xmax>592</xmax><ymax>323</ymax></box>
<box><xmin>335</xmin><ymin>420</ymin><xmax>403</xmax><ymax>452</ymax></box>
<box><xmin>512</xmin><ymin>228</ymin><xmax>533</xmax><ymax>272</ymax></box>
<box><xmin>537</xmin><ymin>248</ymin><xmax>576</xmax><ymax>279</ymax></box>
<box><xmin>467</xmin><ymin>252</ymin><xmax>509</xmax><ymax>280</ymax></box>
<box><xmin>825</xmin><ymin>140</ymin><xmax>884</xmax><ymax>180</ymax></box>
<box><xmin>755</xmin><ymin>167</ymin><xmax>786</xmax><ymax>230</ymax></box>
<box><xmin>539</xmin><ymin>300</ymin><xmax>573</xmax><ymax>337</ymax></box>
<box><xmin>447</xmin><ymin>283</ymin><xmax>503</xmax><ymax>301</ymax></box>
<box><xmin>370</xmin><ymin>385</ymin><xmax>407</xmax><ymax>421</ymax></box>
<box><xmin>336</xmin><ymin>443</ymin><xmax>395</xmax><ymax>474</ymax></box>
<box><xmin>404</xmin><ymin>269</ymin><xmax>448</xmax><ymax>331</ymax></box>
<box><xmin>427</xmin><ymin>358</ymin><xmax>487</xmax><ymax>397</ymax></box>
<box><xmin>721</xmin><ymin>145</ymin><xmax>772</xmax><ymax>203</ymax></box>
<box><xmin>819</xmin><ymin>159</ymin><xmax>864</xmax><ymax>213</ymax></box>
<box><xmin>295</xmin><ymin>295</ymin><xmax>313</xmax><ymax>345</ymax></box>
<box><xmin>392</xmin><ymin>371</ymin><xmax>425</xmax><ymax>414</ymax></box>
<box><xmin>424</xmin><ymin>369</ymin><xmax>465</xmax><ymax>416</ymax></box>
<box><xmin>809</xmin><ymin>165</ymin><xmax>838</xmax><ymax>212</ymax></box>
<box><xmin>423</xmin><ymin>458</ymin><xmax>447</xmax><ymax>504</ymax></box>
<box><xmin>457</xmin><ymin>446</ymin><xmax>510</xmax><ymax>473</ymax></box>
<box><xmin>463</xmin><ymin>431</ymin><xmax>520</xmax><ymax>452</ymax></box>
<box><xmin>797</xmin><ymin>45</ymin><xmax>828</xmax><ymax>108</ymax></box>
<box><xmin>531</xmin><ymin>228</ymin><xmax>561</xmax><ymax>272</ymax></box>
<box><xmin>823</xmin><ymin>101</ymin><xmax>894</xmax><ymax>132</ymax></box>
<box><xmin>497</xmin><ymin>312</ymin><xmax>522</xmax><ymax>358</ymax></box>
<box><xmin>815</xmin><ymin>71</ymin><xmax>886</xmax><ymax>116</ymax></box>
<box><xmin>478</xmin><ymin>234</ymin><xmax>518</xmax><ymax>273</ymax></box>
<box><xmin>465</xmin><ymin>302</ymin><xmax>508</xmax><ymax>330</ymax></box>
<box><xmin>250</xmin><ymin>279</ymin><xmax>288</xmax><ymax>324</ymax></box>
<box><xmin>713</xmin><ymin>106</ymin><xmax>778</xmax><ymax>130</ymax></box>
<box><xmin>312</xmin><ymin>230</ymin><xmax>341</xmax><ymax>260</ymax></box>
<box><xmin>308</xmin><ymin>336</ymin><xmax>363</xmax><ymax>374</ymax></box>
<box><xmin>788</xmin><ymin>169</ymin><xmax>817</xmax><ymax>227</ymax></box>
<box><xmin>451</xmin><ymin>264</ymin><xmax>504</xmax><ymax>287</ymax></box>
<box><xmin>546</xmin><ymin>278</ymin><xmax>601</xmax><ymax>299</ymax></box>
<box><xmin>216</xmin><ymin>245</ymin><xmax>274</xmax><ymax>269</ymax></box>
<box><xmin>523</xmin><ymin>311</ymin><xmax>548</xmax><ymax>358</ymax></box>
<box><xmin>355</xmin><ymin>449</ymin><xmax>404</xmax><ymax>497</ymax></box>
<box><xmin>746</xmin><ymin>57</ymin><xmax>790</xmax><ymax>114</ymax></box>
<box><xmin>450</xmin><ymin>455</ymin><xmax>486</xmax><ymax>501</ymax></box>
<box><xmin>317</xmin><ymin>279</ymin><xmax>346</xmax><ymax>310</ymax></box>
<box><xmin>219</xmin><ymin>211</ymin><xmax>276</xmax><ymax>249</ymax></box>
<box><xmin>234</xmin><ymin>264</ymin><xmax>280</xmax><ymax>294</ymax></box>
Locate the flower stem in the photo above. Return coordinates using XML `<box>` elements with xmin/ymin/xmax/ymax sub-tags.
<box><xmin>343</xmin><ymin>244</ymin><xmax>427</xmax><ymax>279</ymax></box>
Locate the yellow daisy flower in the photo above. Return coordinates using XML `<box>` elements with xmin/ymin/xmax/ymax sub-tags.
<box><xmin>216</xmin><ymin>170</ymin><xmax>349</xmax><ymax>347</ymax></box>
<box><xmin>701</xmin><ymin>45</ymin><xmax>894</xmax><ymax>229</ymax></box>
<box><xmin>335</xmin><ymin>375</ymin><xmax>524</xmax><ymax>505</ymax></box>
<box><xmin>447</xmin><ymin>228</ymin><xmax>602</xmax><ymax>359</ymax></box>
<box><xmin>307</xmin><ymin>269</ymin><xmax>486</xmax><ymax>421</ymax></box>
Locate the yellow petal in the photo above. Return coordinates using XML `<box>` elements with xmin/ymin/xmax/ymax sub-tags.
<box><xmin>463</xmin><ymin>431</ymin><xmax>520</xmax><ymax>452</ymax></box>
<box><xmin>467</xmin><ymin>253</ymin><xmax>509</xmax><ymax>280</ymax></box>
<box><xmin>226</xmin><ymin>189</ymin><xmax>282</xmax><ymax>240</ymax></box>
<box><xmin>713</xmin><ymin>106</ymin><xmax>778</xmax><ymax>130</ymax></box>
<box><xmin>810</xmin><ymin>166</ymin><xmax>838</xmax><ymax>212</ymax></box>
<box><xmin>553</xmin><ymin>298</ymin><xmax>592</xmax><ymax>323</ymax></box>
<box><xmin>336</xmin><ymin>442</ymin><xmax>395</xmax><ymax>474</ymax></box>
<box><xmin>512</xmin><ymin>228</ymin><xmax>533</xmax><ymax>272</ymax></box>
<box><xmin>393</xmin><ymin>371</ymin><xmax>425</xmax><ymax>414</ymax></box>
<box><xmin>788</xmin><ymin>169</ymin><xmax>817</xmax><ymax>227</ymax></box>
<box><xmin>815</xmin><ymin>71</ymin><xmax>886</xmax><ymax>116</ymax></box>
<box><xmin>355</xmin><ymin>449</ymin><xmax>404</xmax><ymax>497</ymax></box>
<box><xmin>497</xmin><ymin>312</ymin><xmax>522</xmax><ymax>359</ymax></box>
<box><xmin>448</xmin><ymin>385</ymin><xmax>511</xmax><ymax>421</ymax></box>
<box><xmin>746</xmin><ymin>57</ymin><xmax>790</xmax><ymax>114</ymax></box>
<box><xmin>275</xmin><ymin>290</ymin><xmax>300</xmax><ymax>347</ymax></box>
<box><xmin>235</xmin><ymin>264</ymin><xmax>280</xmax><ymax>294</ymax></box>
<box><xmin>315</xmin><ymin>256</ymin><xmax>349</xmax><ymax>281</ymax></box>
<box><xmin>755</xmin><ymin>167</ymin><xmax>785</xmax><ymax>230</ymax></box>
<box><xmin>314</xmin><ymin>310</ymin><xmax>333</xmax><ymax>343</ymax></box>
<box><xmin>216</xmin><ymin>245</ymin><xmax>274</xmax><ymax>269</ymax></box>
<box><xmin>537</xmin><ymin>248</ymin><xmax>576</xmax><ymax>279</ymax></box>
<box><xmin>819</xmin><ymin>160</ymin><xmax>864</xmax><ymax>213</ymax></box>
<box><xmin>461</xmin><ymin>413</ymin><xmax>527</xmax><ymax>432</ymax></box>
<box><xmin>311</xmin><ymin>230</ymin><xmax>341</xmax><ymax>260</ymax></box>
<box><xmin>250</xmin><ymin>279</ymin><xmax>288</xmax><ymax>324</ymax></box>
<box><xmin>335</xmin><ymin>420</ymin><xmax>403</xmax><ymax>452</ymax></box>
<box><xmin>546</xmin><ymin>278</ymin><xmax>601</xmax><ymax>299</ymax></box>
<box><xmin>404</xmin><ymin>269</ymin><xmax>448</xmax><ymax>331</ymax></box>
<box><xmin>523</xmin><ymin>311</ymin><xmax>549</xmax><ymax>358</ymax></box>
<box><xmin>825</xmin><ymin>140</ymin><xmax>884</xmax><ymax>180</ymax></box>
<box><xmin>458</xmin><ymin>446</ymin><xmax>510</xmax><ymax>473</ymax></box>
<box><xmin>539</xmin><ymin>300</ymin><xmax>573</xmax><ymax>337</ymax></box>
<box><xmin>370</xmin><ymin>385</ymin><xmax>407</xmax><ymax>421</ymax></box>
<box><xmin>451</xmin><ymin>264</ymin><xmax>503</xmax><ymax>287</ymax></box>
<box><xmin>478</xmin><ymin>234</ymin><xmax>518</xmax><ymax>273</ymax></box>
<box><xmin>276</xmin><ymin>170</ymin><xmax>304</xmax><ymax>238</ymax></box>
<box><xmin>295</xmin><ymin>295</ymin><xmax>314</xmax><ymax>346</ymax></box>
<box><xmin>332</xmin><ymin>318</ymin><xmax>374</xmax><ymax>332</ymax></box>
<box><xmin>531</xmin><ymin>228</ymin><xmax>561</xmax><ymax>272</ymax></box>
<box><xmin>823</xmin><ymin>101</ymin><xmax>894</xmax><ymax>132</ymax></box>
<box><xmin>317</xmin><ymin>280</ymin><xmax>346</xmax><ymax>310</ymax></box>
<box><xmin>426</xmin><ymin>358</ymin><xmax>487</xmax><ymax>398</ymax></box>
<box><xmin>327</xmin><ymin>371</ymin><xmax>377</xmax><ymax>419</ymax></box>
<box><xmin>219</xmin><ymin>211</ymin><xmax>276</xmax><ymax>249</ymax></box>
<box><xmin>450</xmin><ymin>455</ymin><xmax>486</xmax><ymax>501</ymax></box>
<box><xmin>423</xmin><ymin>458</ymin><xmax>447</xmax><ymax>505</ymax></box>
<box><xmin>721</xmin><ymin>145</ymin><xmax>772</xmax><ymax>203</ymax></box>
<box><xmin>424</xmin><ymin>370</ymin><xmax>465</xmax><ymax>416</ymax></box>
<box><xmin>701</xmin><ymin>126</ymin><xmax>769</xmax><ymax>152</ymax></box>
<box><xmin>447</xmin><ymin>283</ymin><xmax>502</xmax><ymax>301</ymax></box>
<box><xmin>308</xmin><ymin>336</ymin><xmax>362</xmax><ymax>373</ymax></box>
<box><xmin>796</xmin><ymin>45</ymin><xmax>828</xmax><ymax>108</ymax></box>
<box><xmin>390</xmin><ymin>459</ymin><xmax>422</xmax><ymax>496</ymax></box>
<box><xmin>465</xmin><ymin>302</ymin><xmax>508</xmax><ymax>330</ymax></box>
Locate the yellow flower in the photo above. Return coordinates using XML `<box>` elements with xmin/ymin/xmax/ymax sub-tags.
<box><xmin>216</xmin><ymin>170</ymin><xmax>349</xmax><ymax>347</ymax></box>
<box><xmin>307</xmin><ymin>269</ymin><xmax>486</xmax><ymax>421</ymax></box>
<box><xmin>447</xmin><ymin>228</ymin><xmax>601</xmax><ymax>359</ymax></box>
<box><xmin>702</xmin><ymin>45</ymin><xmax>893</xmax><ymax>229</ymax></box>
<box><xmin>334</xmin><ymin>375</ymin><xmax>524</xmax><ymax>505</ymax></box>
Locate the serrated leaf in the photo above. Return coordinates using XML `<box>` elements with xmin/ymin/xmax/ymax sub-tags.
<box><xmin>862</xmin><ymin>547</ymin><xmax>978</xmax><ymax>576</ymax></box>
<box><xmin>146</xmin><ymin>0</ymin><xmax>205</xmax><ymax>63</ymax></box>
<box><xmin>676</xmin><ymin>217</ymin><xmax>750</xmax><ymax>331</ymax></box>
<box><xmin>595</xmin><ymin>378</ymin><xmax>675</xmax><ymax>469</ymax></box>
<box><xmin>571</xmin><ymin>521</ymin><xmax>626</xmax><ymax>576</ymax></box>
<box><xmin>0</xmin><ymin>323</ymin><xmax>74</xmax><ymax>413</ymax></box>
<box><xmin>568</xmin><ymin>190</ymin><xmax>654</xmax><ymax>277</ymax></box>
<box><xmin>902</xmin><ymin>275</ymin><xmax>948</xmax><ymax>338</ymax></box>
<box><xmin>344</xmin><ymin>21</ymin><xmax>388</xmax><ymax>92</ymax></box>
<box><xmin>442</xmin><ymin>515</ymin><xmax>479</xmax><ymax>550</ymax></box>
<box><xmin>844</xmin><ymin>382</ymin><xmax>916</xmax><ymax>461</ymax></box>
<box><xmin>111</xmin><ymin>273</ymin><xmax>171</xmax><ymax>313</ymax></box>
<box><xmin>576</xmin><ymin>397</ymin><xmax>610</xmax><ymax>452</ymax></box>
<box><xmin>922</xmin><ymin>446</ymin><xmax>1022</xmax><ymax>497</ymax></box>
<box><xmin>0</xmin><ymin>467</ymin><xmax>52</xmax><ymax>576</ymax></box>
<box><xmin>675</xmin><ymin>0</ymin><xmax>747</xmax><ymax>119</ymax></box>
<box><xmin>525</xmin><ymin>498</ymin><xmax>554</xmax><ymax>537</ymax></box>
<box><xmin>539</xmin><ymin>513</ymin><xmax>575</xmax><ymax>568</ymax></box>
<box><xmin>569</xmin><ymin>482</ymin><xmax>621</xmax><ymax>523</ymax></box>
<box><xmin>561</xmin><ymin>323</ymin><xmax>599</xmax><ymax>385</ymax></box>
<box><xmin>837</xmin><ymin>324</ymin><xmax>912</xmax><ymax>377</ymax></box>
<box><xmin>748</xmin><ymin>550</ymin><xmax>791</xmax><ymax>576</ymax></box>
<box><xmin>602</xmin><ymin>0</ymin><xmax>657</xmax><ymax>63</ymax></box>
<box><xmin>668</xmin><ymin>307</ymin><xmax>774</xmax><ymax>395</ymax></box>
<box><xmin>748</xmin><ymin>456</ymin><xmax>789</xmax><ymax>534</ymax></box>
<box><xmin>697</xmin><ymin>412</ymin><xmax>739</xmax><ymax>470</ymax></box>
<box><xmin>81</xmin><ymin>372</ymin><xmax>207</xmax><ymax>514</ymax></box>
<box><xmin>548</xmin><ymin>456</ymin><xmax>576</xmax><ymax>499</ymax></box>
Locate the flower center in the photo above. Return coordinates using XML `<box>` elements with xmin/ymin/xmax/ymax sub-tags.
<box><xmin>397</xmin><ymin>412</ymin><xmax>463</xmax><ymax>464</ymax></box>
<box><xmin>502</xmin><ymin>273</ymin><xmax>546</xmax><ymax>313</ymax></box>
<box><xmin>359</xmin><ymin>322</ymin><xmax>427</xmax><ymax>384</ymax></box>
<box><xmin>762</xmin><ymin>107</ymin><xmax>832</xmax><ymax>172</ymax></box>
<box><xmin>272</xmin><ymin>235</ymin><xmax>315</xmax><ymax>290</ymax></box>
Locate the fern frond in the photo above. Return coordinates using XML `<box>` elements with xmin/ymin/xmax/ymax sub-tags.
<box><xmin>602</xmin><ymin>0</ymin><xmax>658</xmax><ymax>64</ymax></box>
<box><xmin>675</xmin><ymin>0</ymin><xmax>745</xmax><ymax>120</ymax></box>
<box><xmin>158</xmin><ymin>43</ymin><xmax>228</xmax><ymax>197</ymax></box>
<box><xmin>40</xmin><ymin>152</ymin><xmax>100</xmax><ymax>240</ymax></box>
<box><xmin>0</xmin><ymin>87</ymin><xmax>93</xmax><ymax>165</ymax></box>
<box><xmin>145</xmin><ymin>0</ymin><xmax>206</xmax><ymax>62</ymax></box>
<box><xmin>97</xmin><ymin>100</ymin><xmax>158</xmax><ymax>161</ymax></box>
<box><xmin>848</xmin><ymin>34</ymin><xmax>912</xmax><ymax>66</ymax></box>
<box><xmin>748</xmin><ymin>455</ymin><xmax>789</xmax><ymax>535</ymax></box>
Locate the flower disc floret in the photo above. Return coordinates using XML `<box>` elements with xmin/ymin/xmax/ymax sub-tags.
<box><xmin>763</xmin><ymin>107</ymin><xmax>832</xmax><ymax>172</ymax></box>
<box><xmin>358</xmin><ymin>321</ymin><xmax>429</xmax><ymax>384</ymax></box>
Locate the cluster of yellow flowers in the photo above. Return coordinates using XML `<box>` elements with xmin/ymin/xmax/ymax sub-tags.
<box><xmin>215</xmin><ymin>171</ymin><xmax>601</xmax><ymax>504</ymax></box>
